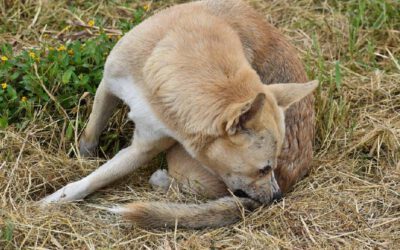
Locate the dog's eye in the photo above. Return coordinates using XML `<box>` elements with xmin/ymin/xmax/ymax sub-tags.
<box><xmin>259</xmin><ymin>165</ymin><xmax>272</xmax><ymax>176</ymax></box>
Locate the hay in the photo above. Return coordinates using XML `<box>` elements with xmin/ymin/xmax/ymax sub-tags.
<box><xmin>1</xmin><ymin>0</ymin><xmax>399</xmax><ymax>248</ymax></box>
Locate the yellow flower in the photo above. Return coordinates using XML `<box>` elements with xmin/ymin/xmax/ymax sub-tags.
<box><xmin>1</xmin><ymin>82</ymin><xmax>7</xmax><ymax>89</ymax></box>
<box><xmin>21</xmin><ymin>96</ymin><xmax>27</xmax><ymax>102</ymax></box>
<box><xmin>29</xmin><ymin>51</ymin><xmax>36</xmax><ymax>59</ymax></box>
<box><xmin>1</xmin><ymin>56</ymin><xmax>8</xmax><ymax>61</ymax></box>
<box><xmin>88</xmin><ymin>20</ymin><xmax>95</xmax><ymax>27</ymax></box>
<box><xmin>57</xmin><ymin>45</ymin><xmax>66</xmax><ymax>51</ymax></box>
<box><xmin>68</xmin><ymin>49</ymin><xmax>74</xmax><ymax>56</ymax></box>
<box><xmin>143</xmin><ymin>4</ymin><xmax>150</xmax><ymax>12</ymax></box>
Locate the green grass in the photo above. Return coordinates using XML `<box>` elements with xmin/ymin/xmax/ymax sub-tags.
<box><xmin>1</xmin><ymin>221</ymin><xmax>14</xmax><ymax>243</ymax></box>
<box><xmin>0</xmin><ymin>2</ymin><xmax>151</xmax><ymax>154</ymax></box>
<box><xmin>0</xmin><ymin>4</ymin><xmax>148</xmax><ymax>128</ymax></box>
<box><xmin>1</xmin><ymin>36</ymin><xmax>112</xmax><ymax>127</ymax></box>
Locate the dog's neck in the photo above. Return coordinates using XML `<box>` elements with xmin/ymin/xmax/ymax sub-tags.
<box><xmin>167</xmin><ymin>67</ymin><xmax>265</xmax><ymax>157</ymax></box>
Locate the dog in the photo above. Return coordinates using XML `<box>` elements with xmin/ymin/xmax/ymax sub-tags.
<box><xmin>41</xmin><ymin>0</ymin><xmax>317</xmax><ymax>229</ymax></box>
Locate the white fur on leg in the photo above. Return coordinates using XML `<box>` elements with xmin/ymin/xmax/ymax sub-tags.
<box><xmin>40</xmin><ymin>179</ymin><xmax>91</xmax><ymax>204</ymax></box>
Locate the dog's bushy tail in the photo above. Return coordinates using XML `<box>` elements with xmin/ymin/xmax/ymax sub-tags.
<box><xmin>111</xmin><ymin>197</ymin><xmax>259</xmax><ymax>229</ymax></box>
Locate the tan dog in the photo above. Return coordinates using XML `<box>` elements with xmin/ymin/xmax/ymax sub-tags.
<box><xmin>41</xmin><ymin>0</ymin><xmax>317</xmax><ymax>228</ymax></box>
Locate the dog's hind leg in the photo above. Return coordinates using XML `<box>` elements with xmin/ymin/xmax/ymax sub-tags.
<box><xmin>79</xmin><ymin>79</ymin><xmax>120</xmax><ymax>157</ymax></box>
<box><xmin>40</xmin><ymin>130</ymin><xmax>175</xmax><ymax>204</ymax></box>
<box><xmin>164</xmin><ymin>144</ymin><xmax>229</xmax><ymax>199</ymax></box>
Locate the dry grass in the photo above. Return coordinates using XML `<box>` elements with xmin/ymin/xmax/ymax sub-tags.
<box><xmin>1</xmin><ymin>0</ymin><xmax>399</xmax><ymax>249</ymax></box>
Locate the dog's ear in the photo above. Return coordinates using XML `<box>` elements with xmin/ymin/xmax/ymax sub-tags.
<box><xmin>265</xmin><ymin>80</ymin><xmax>318</xmax><ymax>110</ymax></box>
<box><xmin>225</xmin><ymin>93</ymin><xmax>266</xmax><ymax>135</ymax></box>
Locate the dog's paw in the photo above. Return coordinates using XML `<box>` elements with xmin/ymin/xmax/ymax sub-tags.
<box><xmin>39</xmin><ymin>180</ymin><xmax>90</xmax><ymax>205</ymax></box>
<box><xmin>149</xmin><ymin>169</ymin><xmax>172</xmax><ymax>193</ymax></box>
<box><xmin>79</xmin><ymin>137</ymin><xmax>98</xmax><ymax>157</ymax></box>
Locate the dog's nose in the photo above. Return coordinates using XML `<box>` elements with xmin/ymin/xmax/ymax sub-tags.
<box><xmin>272</xmin><ymin>191</ymin><xmax>283</xmax><ymax>202</ymax></box>
<box><xmin>233</xmin><ymin>189</ymin><xmax>250</xmax><ymax>198</ymax></box>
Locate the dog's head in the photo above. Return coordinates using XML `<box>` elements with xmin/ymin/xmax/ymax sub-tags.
<box><xmin>199</xmin><ymin>80</ymin><xmax>318</xmax><ymax>204</ymax></box>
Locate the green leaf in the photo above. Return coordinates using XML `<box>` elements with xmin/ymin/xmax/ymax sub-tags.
<box><xmin>335</xmin><ymin>61</ymin><xmax>341</xmax><ymax>90</ymax></box>
<box><xmin>2</xmin><ymin>221</ymin><xmax>14</xmax><ymax>241</ymax></box>
<box><xmin>62</xmin><ymin>68</ymin><xmax>74</xmax><ymax>84</ymax></box>
<box><xmin>66</xmin><ymin>121</ymin><xmax>74</xmax><ymax>140</ymax></box>
<box><xmin>0</xmin><ymin>117</ymin><xmax>8</xmax><ymax>128</ymax></box>
<box><xmin>10</xmin><ymin>71</ymin><xmax>20</xmax><ymax>80</ymax></box>
<box><xmin>6</xmin><ymin>86</ymin><xmax>17</xmax><ymax>100</ymax></box>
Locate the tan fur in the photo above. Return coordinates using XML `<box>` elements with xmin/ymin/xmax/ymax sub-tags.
<box><xmin>167</xmin><ymin>144</ymin><xmax>228</xmax><ymax>199</ymax></box>
<box><xmin>118</xmin><ymin>0</ymin><xmax>316</xmax><ymax>228</ymax></box>
<box><xmin>120</xmin><ymin>197</ymin><xmax>259</xmax><ymax>229</ymax></box>
<box><xmin>41</xmin><ymin>0</ymin><xmax>317</xmax><ymax>229</ymax></box>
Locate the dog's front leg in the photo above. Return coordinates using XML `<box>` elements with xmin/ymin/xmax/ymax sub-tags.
<box><xmin>40</xmin><ymin>132</ymin><xmax>175</xmax><ymax>204</ymax></box>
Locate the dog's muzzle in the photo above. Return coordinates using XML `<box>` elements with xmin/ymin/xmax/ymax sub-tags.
<box><xmin>233</xmin><ymin>189</ymin><xmax>251</xmax><ymax>198</ymax></box>
<box><xmin>248</xmin><ymin>171</ymin><xmax>282</xmax><ymax>204</ymax></box>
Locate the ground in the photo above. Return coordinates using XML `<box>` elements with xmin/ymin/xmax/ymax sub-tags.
<box><xmin>0</xmin><ymin>0</ymin><xmax>399</xmax><ymax>249</ymax></box>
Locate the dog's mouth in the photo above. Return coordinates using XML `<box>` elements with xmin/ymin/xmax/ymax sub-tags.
<box><xmin>233</xmin><ymin>189</ymin><xmax>251</xmax><ymax>198</ymax></box>
<box><xmin>233</xmin><ymin>189</ymin><xmax>283</xmax><ymax>204</ymax></box>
